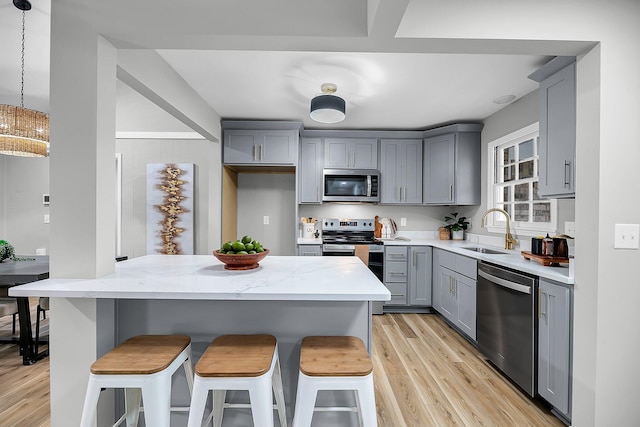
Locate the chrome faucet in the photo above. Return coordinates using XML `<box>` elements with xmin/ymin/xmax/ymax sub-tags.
<box><xmin>481</xmin><ymin>208</ymin><xmax>517</xmax><ymax>250</ymax></box>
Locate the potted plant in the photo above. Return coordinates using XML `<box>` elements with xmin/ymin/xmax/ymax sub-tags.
<box><xmin>0</xmin><ymin>240</ymin><xmax>15</xmax><ymax>262</ymax></box>
<box><xmin>444</xmin><ymin>212</ymin><xmax>470</xmax><ymax>240</ymax></box>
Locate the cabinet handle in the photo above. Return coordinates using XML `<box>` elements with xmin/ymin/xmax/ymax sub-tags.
<box><xmin>316</xmin><ymin>186</ymin><xmax>319</xmax><ymax>201</ymax></box>
<box><xmin>449</xmin><ymin>185</ymin><xmax>453</xmax><ymax>201</ymax></box>
<box><xmin>413</xmin><ymin>251</ymin><xmax>417</xmax><ymax>266</ymax></box>
<box><xmin>252</xmin><ymin>144</ymin><xmax>257</xmax><ymax>161</ymax></box>
<box><xmin>351</xmin><ymin>151</ymin><xmax>355</xmax><ymax>167</ymax></box>
<box><xmin>398</xmin><ymin>187</ymin><xmax>402</xmax><ymax>202</ymax></box>
<box><xmin>539</xmin><ymin>288</ymin><xmax>547</xmax><ymax>320</ymax></box>
<box><xmin>260</xmin><ymin>144</ymin><xmax>265</xmax><ymax>161</ymax></box>
<box><xmin>564</xmin><ymin>161</ymin><xmax>571</xmax><ymax>187</ymax></box>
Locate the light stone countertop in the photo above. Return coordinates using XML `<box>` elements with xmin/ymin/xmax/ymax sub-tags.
<box><xmin>382</xmin><ymin>238</ymin><xmax>574</xmax><ymax>284</ymax></box>
<box><xmin>9</xmin><ymin>255</ymin><xmax>391</xmax><ymax>301</ymax></box>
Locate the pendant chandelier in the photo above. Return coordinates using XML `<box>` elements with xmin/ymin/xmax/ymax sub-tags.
<box><xmin>0</xmin><ymin>0</ymin><xmax>49</xmax><ymax>158</ymax></box>
<box><xmin>310</xmin><ymin>83</ymin><xmax>346</xmax><ymax>124</ymax></box>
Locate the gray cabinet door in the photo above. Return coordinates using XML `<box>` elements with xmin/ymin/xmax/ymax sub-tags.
<box><xmin>538</xmin><ymin>278</ymin><xmax>572</xmax><ymax>417</ymax></box>
<box><xmin>299</xmin><ymin>138</ymin><xmax>323</xmax><ymax>203</ymax></box>
<box><xmin>296</xmin><ymin>245</ymin><xmax>322</xmax><ymax>256</ymax></box>
<box><xmin>409</xmin><ymin>246</ymin><xmax>432</xmax><ymax>306</ymax></box>
<box><xmin>538</xmin><ymin>62</ymin><xmax>576</xmax><ymax>198</ymax></box>
<box><xmin>380</xmin><ymin>139</ymin><xmax>422</xmax><ymax>204</ymax></box>
<box><xmin>455</xmin><ymin>272</ymin><xmax>477</xmax><ymax>341</ymax></box>
<box><xmin>224</xmin><ymin>130</ymin><xmax>260</xmax><ymax>164</ymax></box>
<box><xmin>224</xmin><ymin>129</ymin><xmax>296</xmax><ymax>165</ymax></box>
<box><xmin>424</xmin><ymin>133</ymin><xmax>455</xmax><ymax>204</ymax></box>
<box><xmin>437</xmin><ymin>266</ymin><xmax>456</xmax><ymax>322</ymax></box>
<box><xmin>324</xmin><ymin>138</ymin><xmax>378</xmax><ymax>169</ymax></box>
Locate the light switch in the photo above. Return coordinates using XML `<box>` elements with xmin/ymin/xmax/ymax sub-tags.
<box><xmin>263</xmin><ymin>216</ymin><xmax>269</xmax><ymax>225</ymax></box>
<box><xmin>400</xmin><ymin>217</ymin><xmax>407</xmax><ymax>226</ymax></box>
<box><xmin>44</xmin><ymin>214</ymin><xmax>50</xmax><ymax>224</ymax></box>
<box><xmin>614</xmin><ymin>224</ymin><xmax>639</xmax><ymax>249</ymax></box>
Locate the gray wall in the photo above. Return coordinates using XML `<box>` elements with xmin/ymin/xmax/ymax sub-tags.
<box><xmin>115</xmin><ymin>138</ymin><xmax>221</xmax><ymax>258</ymax></box>
<box><xmin>0</xmin><ymin>155</ymin><xmax>50</xmax><ymax>255</ymax></box>
<box><xmin>237</xmin><ymin>173</ymin><xmax>296</xmax><ymax>255</ymax></box>
<box><xmin>467</xmin><ymin>89</ymin><xmax>575</xmax><ymax>238</ymax></box>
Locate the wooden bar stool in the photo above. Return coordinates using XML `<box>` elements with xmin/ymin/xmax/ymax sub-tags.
<box><xmin>292</xmin><ymin>336</ymin><xmax>376</xmax><ymax>427</ymax></box>
<box><xmin>187</xmin><ymin>334</ymin><xmax>287</xmax><ymax>427</ymax></box>
<box><xmin>79</xmin><ymin>335</ymin><xmax>194</xmax><ymax>427</ymax></box>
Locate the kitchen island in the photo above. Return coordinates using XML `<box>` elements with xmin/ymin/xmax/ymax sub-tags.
<box><xmin>10</xmin><ymin>255</ymin><xmax>390</xmax><ymax>426</ymax></box>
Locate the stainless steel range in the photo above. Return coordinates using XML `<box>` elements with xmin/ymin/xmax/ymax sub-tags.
<box><xmin>321</xmin><ymin>218</ymin><xmax>380</xmax><ymax>255</ymax></box>
<box><xmin>321</xmin><ymin>218</ymin><xmax>385</xmax><ymax>314</ymax></box>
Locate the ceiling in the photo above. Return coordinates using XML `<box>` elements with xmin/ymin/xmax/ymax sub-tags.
<box><xmin>0</xmin><ymin>0</ymin><xmax>554</xmax><ymax>133</ymax></box>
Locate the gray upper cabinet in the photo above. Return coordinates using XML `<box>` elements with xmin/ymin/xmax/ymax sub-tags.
<box><xmin>223</xmin><ymin>128</ymin><xmax>298</xmax><ymax>165</ymax></box>
<box><xmin>380</xmin><ymin>139</ymin><xmax>423</xmax><ymax>204</ymax></box>
<box><xmin>538</xmin><ymin>278</ymin><xmax>572</xmax><ymax>421</ymax></box>
<box><xmin>529</xmin><ymin>57</ymin><xmax>576</xmax><ymax>198</ymax></box>
<box><xmin>298</xmin><ymin>137</ymin><xmax>323</xmax><ymax>203</ymax></box>
<box><xmin>423</xmin><ymin>124</ymin><xmax>482</xmax><ymax>205</ymax></box>
<box><xmin>324</xmin><ymin>138</ymin><xmax>378</xmax><ymax>169</ymax></box>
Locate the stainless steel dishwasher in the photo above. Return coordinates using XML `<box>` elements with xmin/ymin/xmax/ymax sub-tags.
<box><xmin>477</xmin><ymin>262</ymin><xmax>538</xmax><ymax>396</ymax></box>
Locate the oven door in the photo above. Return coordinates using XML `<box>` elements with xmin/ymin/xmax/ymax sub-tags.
<box><xmin>322</xmin><ymin>244</ymin><xmax>355</xmax><ymax>256</ymax></box>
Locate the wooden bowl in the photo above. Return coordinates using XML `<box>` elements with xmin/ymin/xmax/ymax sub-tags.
<box><xmin>213</xmin><ymin>249</ymin><xmax>269</xmax><ymax>270</ymax></box>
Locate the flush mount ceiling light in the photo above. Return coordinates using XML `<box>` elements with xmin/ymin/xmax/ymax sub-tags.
<box><xmin>493</xmin><ymin>94</ymin><xmax>517</xmax><ymax>105</ymax></box>
<box><xmin>310</xmin><ymin>83</ymin><xmax>346</xmax><ymax>124</ymax></box>
<box><xmin>0</xmin><ymin>0</ymin><xmax>50</xmax><ymax>157</ymax></box>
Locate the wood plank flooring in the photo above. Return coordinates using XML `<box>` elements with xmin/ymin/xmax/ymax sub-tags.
<box><xmin>0</xmin><ymin>309</ymin><xmax>563</xmax><ymax>426</ymax></box>
<box><xmin>0</xmin><ymin>297</ymin><xmax>50</xmax><ymax>427</ymax></box>
<box><xmin>373</xmin><ymin>313</ymin><xmax>564</xmax><ymax>427</ymax></box>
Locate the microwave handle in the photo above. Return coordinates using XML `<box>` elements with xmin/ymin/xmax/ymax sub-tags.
<box><xmin>367</xmin><ymin>175</ymin><xmax>372</xmax><ymax>197</ymax></box>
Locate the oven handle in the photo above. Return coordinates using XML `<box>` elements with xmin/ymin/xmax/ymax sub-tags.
<box><xmin>478</xmin><ymin>269</ymin><xmax>531</xmax><ymax>294</ymax></box>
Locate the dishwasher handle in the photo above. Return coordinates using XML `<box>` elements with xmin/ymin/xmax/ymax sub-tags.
<box><xmin>478</xmin><ymin>269</ymin><xmax>532</xmax><ymax>294</ymax></box>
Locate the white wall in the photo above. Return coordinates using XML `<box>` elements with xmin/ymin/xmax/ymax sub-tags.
<box><xmin>0</xmin><ymin>155</ymin><xmax>50</xmax><ymax>254</ymax></box>
<box><xmin>115</xmin><ymin>138</ymin><xmax>221</xmax><ymax>258</ymax></box>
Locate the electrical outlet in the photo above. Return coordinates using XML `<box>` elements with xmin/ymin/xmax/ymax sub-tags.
<box><xmin>44</xmin><ymin>214</ymin><xmax>50</xmax><ymax>224</ymax></box>
<box><xmin>565</xmin><ymin>221</ymin><xmax>576</xmax><ymax>236</ymax></box>
<box><xmin>614</xmin><ymin>224</ymin><xmax>639</xmax><ymax>249</ymax></box>
<box><xmin>400</xmin><ymin>217</ymin><xmax>407</xmax><ymax>226</ymax></box>
<box><xmin>263</xmin><ymin>216</ymin><xmax>269</xmax><ymax>225</ymax></box>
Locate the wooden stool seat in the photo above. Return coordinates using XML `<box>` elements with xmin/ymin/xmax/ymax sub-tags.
<box><xmin>293</xmin><ymin>336</ymin><xmax>377</xmax><ymax>427</ymax></box>
<box><xmin>187</xmin><ymin>334</ymin><xmax>287</xmax><ymax>427</ymax></box>
<box><xmin>195</xmin><ymin>334</ymin><xmax>276</xmax><ymax>378</ymax></box>
<box><xmin>91</xmin><ymin>334</ymin><xmax>191</xmax><ymax>375</ymax></box>
<box><xmin>80</xmin><ymin>334</ymin><xmax>194</xmax><ymax>427</ymax></box>
<box><xmin>300</xmin><ymin>336</ymin><xmax>373</xmax><ymax>377</ymax></box>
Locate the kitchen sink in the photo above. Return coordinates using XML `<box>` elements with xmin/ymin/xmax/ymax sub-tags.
<box><xmin>461</xmin><ymin>246</ymin><xmax>509</xmax><ymax>255</ymax></box>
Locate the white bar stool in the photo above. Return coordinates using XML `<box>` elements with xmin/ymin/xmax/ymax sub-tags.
<box><xmin>79</xmin><ymin>334</ymin><xmax>194</xmax><ymax>427</ymax></box>
<box><xmin>292</xmin><ymin>336</ymin><xmax>377</xmax><ymax>427</ymax></box>
<box><xmin>187</xmin><ymin>334</ymin><xmax>287</xmax><ymax>427</ymax></box>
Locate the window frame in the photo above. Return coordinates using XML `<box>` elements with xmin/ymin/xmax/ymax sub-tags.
<box><xmin>486</xmin><ymin>122</ymin><xmax>557</xmax><ymax>237</ymax></box>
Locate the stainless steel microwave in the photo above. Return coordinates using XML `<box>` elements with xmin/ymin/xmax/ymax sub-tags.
<box><xmin>322</xmin><ymin>169</ymin><xmax>380</xmax><ymax>202</ymax></box>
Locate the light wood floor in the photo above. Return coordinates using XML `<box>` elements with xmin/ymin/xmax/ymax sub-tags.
<box><xmin>373</xmin><ymin>313</ymin><xmax>564</xmax><ymax>427</ymax></box>
<box><xmin>0</xmin><ymin>308</ymin><xmax>563</xmax><ymax>426</ymax></box>
<box><xmin>0</xmin><ymin>297</ymin><xmax>50</xmax><ymax>427</ymax></box>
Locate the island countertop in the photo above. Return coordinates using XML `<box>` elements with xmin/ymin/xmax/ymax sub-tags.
<box><xmin>9</xmin><ymin>255</ymin><xmax>391</xmax><ymax>301</ymax></box>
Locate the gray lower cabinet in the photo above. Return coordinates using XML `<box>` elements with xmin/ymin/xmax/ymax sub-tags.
<box><xmin>384</xmin><ymin>246</ymin><xmax>408</xmax><ymax>306</ymax></box>
<box><xmin>384</xmin><ymin>246</ymin><xmax>432</xmax><ymax>311</ymax></box>
<box><xmin>409</xmin><ymin>246</ymin><xmax>432</xmax><ymax>306</ymax></box>
<box><xmin>380</xmin><ymin>139</ymin><xmax>423</xmax><ymax>204</ymax></box>
<box><xmin>529</xmin><ymin>57</ymin><xmax>576</xmax><ymax>198</ymax></box>
<box><xmin>298</xmin><ymin>137</ymin><xmax>323</xmax><ymax>203</ymax></box>
<box><xmin>324</xmin><ymin>138</ymin><xmax>378</xmax><ymax>169</ymax></box>
<box><xmin>538</xmin><ymin>278</ymin><xmax>572</xmax><ymax>421</ymax></box>
<box><xmin>296</xmin><ymin>244</ymin><xmax>322</xmax><ymax>256</ymax></box>
<box><xmin>423</xmin><ymin>124</ymin><xmax>482</xmax><ymax>205</ymax></box>
<box><xmin>432</xmin><ymin>248</ymin><xmax>477</xmax><ymax>340</ymax></box>
<box><xmin>223</xmin><ymin>128</ymin><xmax>298</xmax><ymax>165</ymax></box>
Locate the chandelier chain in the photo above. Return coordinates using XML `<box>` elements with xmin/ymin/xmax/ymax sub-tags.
<box><xmin>20</xmin><ymin>10</ymin><xmax>26</xmax><ymax>108</ymax></box>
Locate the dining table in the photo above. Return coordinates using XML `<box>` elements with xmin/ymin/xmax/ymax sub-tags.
<box><xmin>0</xmin><ymin>255</ymin><xmax>49</xmax><ymax>365</ymax></box>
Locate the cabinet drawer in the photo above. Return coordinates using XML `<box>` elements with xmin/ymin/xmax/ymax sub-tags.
<box><xmin>456</xmin><ymin>255</ymin><xmax>477</xmax><ymax>280</ymax></box>
<box><xmin>438</xmin><ymin>249</ymin><xmax>456</xmax><ymax>270</ymax></box>
<box><xmin>385</xmin><ymin>261</ymin><xmax>407</xmax><ymax>282</ymax></box>
<box><xmin>385</xmin><ymin>283</ymin><xmax>407</xmax><ymax>305</ymax></box>
<box><xmin>385</xmin><ymin>246</ymin><xmax>408</xmax><ymax>262</ymax></box>
<box><xmin>297</xmin><ymin>245</ymin><xmax>322</xmax><ymax>256</ymax></box>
